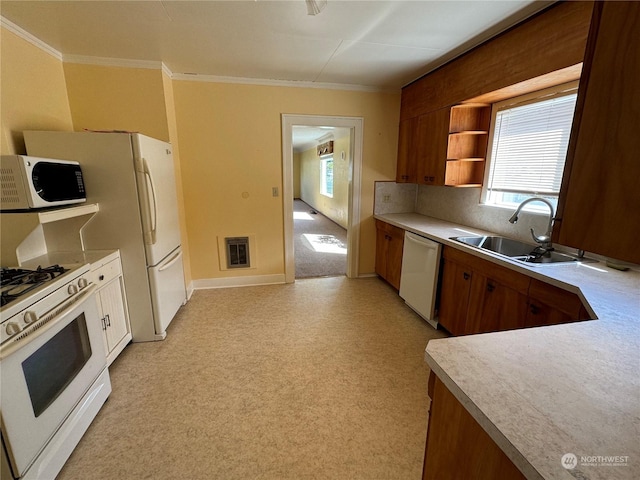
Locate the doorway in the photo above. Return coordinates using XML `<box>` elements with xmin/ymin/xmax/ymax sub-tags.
<box><xmin>281</xmin><ymin>115</ymin><xmax>364</xmax><ymax>283</ymax></box>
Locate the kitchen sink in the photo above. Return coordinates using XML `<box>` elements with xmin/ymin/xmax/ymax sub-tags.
<box><xmin>450</xmin><ymin>235</ymin><xmax>586</xmax><ymax>265</ymax></box>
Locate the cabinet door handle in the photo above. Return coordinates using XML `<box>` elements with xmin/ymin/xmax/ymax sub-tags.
<box><xmin>106</xmin><ymin>314</ymin><xmax>111</xmax><ymax>327</ymax></box>
<box><xmin>101</xmin><ymin>317</ymin><xmax>107</xmax><ymax>330</ymax></box>
<box><xmin>463</xmin><ymin>272</ymin><xmax>470</xmax><ymax>280</ymax></box>
<box><xmin>487</xmin><ymin>283</ymin><xmax>495</xmax><ymax>292</ymax></box>
<box><xmin>99</xmin><ymin>274</ymin><xmax>105</xmax><ymax>281</ymax></box>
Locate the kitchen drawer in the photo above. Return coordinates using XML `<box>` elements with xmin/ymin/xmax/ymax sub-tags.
<box><xmin>91</xmin><ymin>258</ymin><xmax>122</xmax><ymax>288</ymax></box>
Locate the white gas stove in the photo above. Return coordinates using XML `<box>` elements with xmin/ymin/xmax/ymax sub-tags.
<box><xmin>0</xmin><ymin>260</ymin><xmax>110</xmax><ymax>480</ymax></box>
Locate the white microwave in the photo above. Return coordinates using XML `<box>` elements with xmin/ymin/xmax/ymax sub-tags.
<box><xmin>0</xmin><ymin>155</ymin><xmax>86</xmax><ymax>210</ymax></box>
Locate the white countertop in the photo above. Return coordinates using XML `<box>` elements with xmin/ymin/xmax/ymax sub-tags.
<box><xmin>375</xmin><ymin>213</ymin><xmax>640</xmax><ymax>480</ymax></box>
<box><xmin>19</xmin><ymin>250</ymin><xmax>119</xmax><ymax>270</ymax></box>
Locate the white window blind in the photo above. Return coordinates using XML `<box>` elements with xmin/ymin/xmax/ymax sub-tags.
<box><xmin>484</xmin><ymin>88</ymin><xmax>577</xmax><ymax>208</ymax></box>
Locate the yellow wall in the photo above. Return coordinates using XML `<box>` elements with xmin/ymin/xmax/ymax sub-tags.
<box><xmin>173</xmin><ymin>80</ymin><xmax>400</xmax><ymax>279</ymax></box>
<box><xmin>162</xmin><ymin>71</ymin><xmax>192</xmax><ymax>285</ymax></box>
<box><xmin>299</xmin><ymin>134</ymin><xmax>350</xmax><ymax>229</ymax></box>
<box><xmin>63</xmin><ymin>63</ymin><xmax>170</xmax><ymax>142</ymax></box>
<box><xmin>1</xmin><ymin>23</ymin><xmax>400</xmax><ymax>282</ymax></box>
<box><xmin>0</xmin><ymin>27</ymin><xmax>73</xmax><ymax>154</ymax></box>
<box><xmin>293</xmin><ymin>151</ymin><xmax>301</xmax><ymax>199</ymax></box>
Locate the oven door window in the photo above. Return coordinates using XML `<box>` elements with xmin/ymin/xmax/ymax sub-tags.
<box><xmin>21</xmin><ymin>313</ymin><xmax>92</xmax><ymax>417</ymax></box>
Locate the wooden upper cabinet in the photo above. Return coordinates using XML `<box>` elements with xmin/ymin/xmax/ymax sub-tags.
<box><xmin>401</xmin><ymin>1</ymin><xmax>592</xmax><ymax>121</ymax></box>
<box><xmin>396</xmin><ymin>118</ymin><xmax>418</xmax><ymax>183</ymax></box>
<box><xmin>415</xmin><ymin>108</ymin><xmax>449</xmax><ymax>186</ymax></box>
<box><xmin>553</xmin><ymin>1</ymin><xmax>640</xmax><ymax>265</ymax></box>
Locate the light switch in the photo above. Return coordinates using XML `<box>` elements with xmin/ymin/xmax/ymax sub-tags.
<box><xmin>272</xmin><ymin>187</ymin><xmax>279</xmax><ymax>197</ymax></box>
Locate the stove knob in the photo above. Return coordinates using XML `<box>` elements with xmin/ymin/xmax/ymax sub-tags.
<box><xmin>6</xmin><ymin>322</ymin><xmax>22</xmax><ymax>336</ymax></box>
<box><xmin>78</xmin><ymin>277</ymin><xmax>88</xmax><ymax>289</ymax></box>
<box><xmin>24</xmin><ymin>311</ymin><xmax>38</xmax><ymax>325</ymax></box>
<box><xmin>68</xmin><ymin>284</ymin><xmax>78</xmax><ymax>295</ymax></box>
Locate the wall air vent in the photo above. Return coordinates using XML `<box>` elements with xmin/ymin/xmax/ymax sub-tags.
<box><xmin>225</xmin><ymin>237</ymin><xmax>250</xmax><ymax>268</ymax></box>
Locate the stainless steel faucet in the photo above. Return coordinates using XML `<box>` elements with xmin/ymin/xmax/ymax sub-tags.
<box><xmin>508</xmin><ymin>197</ymin><xmax>555</xmax><ymax>251</ymax></box>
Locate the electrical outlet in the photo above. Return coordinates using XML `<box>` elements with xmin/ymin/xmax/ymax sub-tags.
<box><xmin>383</xmin><ymin>195</ymin><xmax>391</xmax><ymax>203</ymax></box>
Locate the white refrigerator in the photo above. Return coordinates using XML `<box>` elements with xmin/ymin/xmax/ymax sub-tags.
<box><xmin>24</xmin><ymin>131</ymin><xmax>186</xmax><ymax>342</ymax></box>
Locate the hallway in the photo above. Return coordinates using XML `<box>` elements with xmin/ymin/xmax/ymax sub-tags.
<box><xmin>293</xmin><ymin>199</ymin><xmax>347</xmax><ymax>278</ymax></box>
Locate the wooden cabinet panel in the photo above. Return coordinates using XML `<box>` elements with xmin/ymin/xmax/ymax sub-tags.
<box><xmin>415</xmin><ymin>108</ymin><xmax>449</xmax><ymax>186</ymax></box>
<box><xmin>396</xmin><ymin>118</ymin><xmax>418</xmax><ymax>183</ymax></box>
<box><xmin>438</xmin><ymin>246</ymin><xmax>590</xmax><ymax>335</ymax></box>
<box><xmin>375</xmin><ymin>222</ymin><xmax>388</xmax><ymax>279</ymax></box>
<box><xmin>401</xmin><ymin>1</ymin><xmax>592</xmax><ymax>121</ymax></box>
<box><xmin>554</xmin><ymin>1</ymin><xmax>640</xmax><ymax>264</ymax></box>
<box><xmin>525</xmin><ymin>278</ymin><xmax>589</xmax><ymax>328</ymax></box>
<box><xmin>375</xmin><ymin>220</ymin><xmax>404</xmax><ymax>290</ymax></box>
<box><xmin>438</xmin><ymin>258</ymin><xmax>473</xmax><ymax>336</ymax></box>
<box><xmin>423</xmin><ymin>373</ymin><xmax>526</xmax><ymax>480</ymax></box>
<box><xmin>466</xmin><ymin>273</ymin><xmax>528</xmax><ymax>334</ymax></box>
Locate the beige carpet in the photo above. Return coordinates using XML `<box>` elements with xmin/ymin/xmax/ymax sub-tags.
<box><xmin>294</xmin><ymin>199</ymin><xmax>347</xmax><ymax>279</ymax></box>
<box><xmin>57</xmin><ymin>277</ymin><xmax>447</xmax><ymax>480</ymax></box>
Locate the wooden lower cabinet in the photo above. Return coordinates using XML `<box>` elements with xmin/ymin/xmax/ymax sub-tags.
<box><xmin>375</xmin><ymin>220</ymin><xmax>404</xmax><ymax>290</ymax></box>
<box><xmin>437</xmin><ymin>258</ymin><xmax>473</xmax><ymax>335</ymax></box>
<box><xmin>438</xmin><ymin>246</ymin><xmax>530</xmax><ymax>335</ymax></box>
<box><xmin>526</xmin><ymin>278</ymin><xmax>591</xmax><ymax>328</ymax></box>
<box><xmin>466</xmin><ymin>272</ymin><xmax>528</xmax><ymax>334</ymax></box>
<box><xmin>423</xmin><ymin>373</ymin><xmax>526</xmax><ymax>480</ymax></box>
<box><xmin>438</xmin><ymin>246</ymin><xmax>591</xmax><ymax>335</ymax></box>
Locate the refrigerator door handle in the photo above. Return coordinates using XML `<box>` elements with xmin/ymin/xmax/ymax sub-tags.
<box><xmin>159</xmin><ymin>249</ymin><xmax>183</xmax><ymax>272</ymax></box>
<box><xmin>142</xmin><ymin>157</ymin><xmax>158</xmax><ymax>245</ymax></box>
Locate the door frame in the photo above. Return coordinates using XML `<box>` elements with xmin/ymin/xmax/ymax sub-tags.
<box><xmin>281</xmin><ymin>114</ymin><xmax>364</xmax><ymax>283</ymax></box>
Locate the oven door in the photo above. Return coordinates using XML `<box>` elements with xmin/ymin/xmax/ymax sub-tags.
<box><xmin>0</xmin><ymin>285</ymin><xmax>106</xmax><ymax>477</ymax></box>
<box><xmin>23</xmin><ymin>157</ymin><xmax>86</xmax><ymax>208</ymax></box>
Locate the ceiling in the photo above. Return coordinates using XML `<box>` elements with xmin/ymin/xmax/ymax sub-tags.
<box><xmin>1</xmin><ymin>1</ymin><xmax>553</xmax><ymax>150</ymax></box>
<box><xmin>1</xmin><ymin>0</ymin><xmax>552</xmax><ymax>91</ymax></box>
<box><xmin>292</xmin><ymin>126</ymin><xmax>350</xmax><ymax>153</ymax></box>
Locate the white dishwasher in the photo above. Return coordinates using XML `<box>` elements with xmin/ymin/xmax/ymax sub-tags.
<box><xmin>399</xmin><ymin>231</ymin><xmax>442</xmax><ymax>329</ymax></box>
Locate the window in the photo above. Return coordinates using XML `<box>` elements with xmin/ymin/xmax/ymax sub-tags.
<box><xmin>482</xmin><ymin>82</ymin><xmax>578</xmax><ymax>212</ymax></box>
<box><xmin>320</xmin><ymin>155</ymin><xmax>334</xmax><ymax>197</ymax></box>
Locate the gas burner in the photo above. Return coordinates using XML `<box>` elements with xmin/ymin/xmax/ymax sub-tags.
<box><xmin>1</xmin><ymin>265</ymin><xmax>69</xmax><ymax>307</ymax></box>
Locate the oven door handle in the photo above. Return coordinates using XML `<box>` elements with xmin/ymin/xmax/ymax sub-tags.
<box><xmin>0</xmin><ymin>284</ymin><xmax>98</xmax><ymax>359</ymax></box>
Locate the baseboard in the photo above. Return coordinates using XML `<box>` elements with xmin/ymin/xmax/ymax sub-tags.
<box><xmin>357</xmin><ymin>273</ymin><xmax>378</xmax><ymax>278</ymax></box>
<box><xmin>192</xmin><ymin>274</ymin><xmax>286</xmax><ymax>290</ymax></box>
<box><xmin>186</xmin><ymin>282</ymin><xmax>195</xmax><ymax>300</ymax></box>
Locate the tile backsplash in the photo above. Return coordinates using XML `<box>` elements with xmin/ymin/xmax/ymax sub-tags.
<box><xmin>373</xmin><ymin>182</ymin><xmax>417</xmax><ymax>215</ymax></box>
<box><xmin>374</xmin><ymin>182</ymin><xmax>557</xmax><ymax>248</ymax></box>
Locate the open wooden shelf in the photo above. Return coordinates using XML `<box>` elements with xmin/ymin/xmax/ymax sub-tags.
<box><xmin>444</xmin><ymin>104</ymin><xmax>491</xmax><ymax>187</ymax></box>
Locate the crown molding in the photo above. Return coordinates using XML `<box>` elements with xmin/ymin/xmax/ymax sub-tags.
<box><xmin>1</xmin><ymin>16</ymin><xmax>62</xmax><ymax>61</ymax></box>
<box><xmin>1</xmin><ymin>15</ymin><xmax>398</xmax><ymax>93</ymax></box>
<box><xmin>62</xmin><ymin>54</ymin><xmax>164</xmax><ymax>71</ymax></box>
<box><xmin>161</xmin><ymin>63</ymin><xmax>173</xmax><ymax>77</ymax></box>
<box><xmin>171</xmin><ymin>72</ymin><xmax>397</xmax><ymax>93</ymax></box>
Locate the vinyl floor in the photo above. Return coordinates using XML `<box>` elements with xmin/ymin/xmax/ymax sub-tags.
<box><xmin>57</xmin><ymin>276</ymin><xmax>447</xmax><ymax>480</ymax></box>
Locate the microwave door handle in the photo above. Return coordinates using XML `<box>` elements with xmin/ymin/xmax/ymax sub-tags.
<box><xmin>142</xmin><ymin>158</ymin><xmax>158</xmax><ymax>245</ymax></box>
